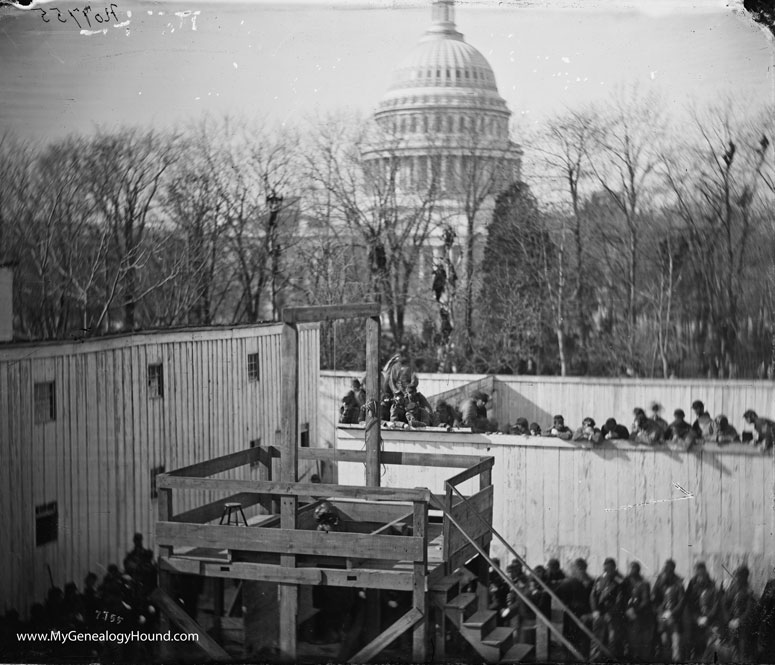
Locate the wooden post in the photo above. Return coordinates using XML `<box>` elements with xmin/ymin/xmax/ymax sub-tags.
<box><xmin>157</xmin><ymin>486</ymin><xmax>174</xmax><ymax>656</ymax></box>
<box><xmin>279</xmin><ymin>323</ymin><xmax>299</xmax><ymax>660</ymax></box>
<box><xmin>412</xmin><ymin>500</ymin><xmax>428</xmax><ymax>662</ymax></box>
<box><xmin>365</xmin><ymin>315</ymin><xmax>381</xmax><ymax>487</ymax></box>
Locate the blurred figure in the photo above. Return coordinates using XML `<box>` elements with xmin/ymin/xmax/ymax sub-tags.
<box><xmin>459</xmin><ymin>391</ymin><xmax>491</xmax><ymax>432</ymax></box>
<box><xmin>546</xmin><ymin>558</ymin><xmax>566</xmax><ymax>589</ymax></box>
<box><xmin>404</xmin><ymin>385</ymin><xmax>432</xmax><ymax>427</ymax></box>
<box><xmin>711</xmin><ymin>415</ymin><xmax>740</xmax><ymax>445</ymax></box>
<box><xmin>573</xmin><ymin>417</ymin><xmax>602</xmax><ymax>445</ymax></box>
<box><xmin>338</xmin><ymin>390</ymin><xmax>361</xmax><ymax>424</ymax></box>
<box><xmin>529</xmin><ymin>422</ymin><xmax>542</xmax><ymax>436</ymax></box>
<box><xmin>757</xmin><ymin>568</ymin><xmax>775</xmax><ymax>663</ymax></box>
<box><xmin>691</xmin><ymin>400</ymin><xmax>715</xmax><ymax>440</ymax></box>
<box><xmin>555</xmin><ymin>558</ymin><xmax>593</xmax><ymax>659</ymax></box>
<box><xmin>685</xmin><ymin>562</ymin><xmax>721</xmax><ymax>661</ymax></box>
<box><xmin>652</xmin><ymin>559</ymin><xmax>686</xmax><ymax>662</ymax></box>
<box><xmin>624</xmin><ymin>561</ymin><xmax>654</xmax><ymax>662</ymax></box>
<box><xmin>547</xmin><ymin>414</ymin><xmax>573</xmax><ymax>440</ymax></box>
<box><xmin>350</xmin><ymin>378</ymin><xmax>366</xmax><ymax>407</ymax></box>
<box><xmin>666</xmin><ymin>409</ymin><xmax>698</xmax><ymax>449</ymax></box>
<box><xmin>651</xmin><ymin>402</ymin><xmax>669</xmax><ymax>430</ymax></box>
<box><xmin>525</xmin><ymin>565</ymin><xmax>551</xmax><ymax>620</ymax></box>
<box><xmin>743</xmin><ymin>409</ymin><xmax>775</xmax><ymax>452</ymax></box>
<box><xmin>633</xmin><ymin>412</ymin><xmax>666</xmax><ymax>445</ymax></box>
<box><xmin>601</xmin><ymin>418</ymin><xmax>630</xmax><ymax>441</ymax></box>
<box><xmin>590</xmin><ymin>558</ymin><xmax>627</xmax><ymax>660</ymax></box>
<box><xmin>722</xmin><ymin>565</ymin><xmax>758</xmax><ymax>662</ymax></box>
<box><xmin>510</xmin><ymin>417</ymin><xmax>530</xmax><ymax>435</ymax></box>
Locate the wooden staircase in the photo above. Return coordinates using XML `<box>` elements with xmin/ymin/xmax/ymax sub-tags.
<box><xmin>430</xmin><ymin>571</ymin><xmax>533</xmax><ymax>664</ymax></box>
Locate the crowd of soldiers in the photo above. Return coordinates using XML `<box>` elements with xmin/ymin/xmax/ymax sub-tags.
<box><xmin>0</xmin><ymin>534</ymin><xmax>184</xmax><ymax>661</ymax></box>
<box><xmin>487</xmin><ymin>555</ymin><xmax>775</xmax><ymax>663</ymax></box>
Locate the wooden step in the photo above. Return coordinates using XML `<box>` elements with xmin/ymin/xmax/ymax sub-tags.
<box><xmin>462</xmin><ymin>610</ymin><xmax>497</xmax><ymax>638</ymax></box>
<box><xmin>444</xmin><ymin>592</ymin><xmax>478</xmax><ymax>624</ymax></box>
<box><xmin>481</xmin><ymin>626</ymin><xmax>514</xmax><ymax>650</ymax></box>
<box><xmin>499</xmin><ymin>642</ymin><xmax>534</xmax><ymax>663</ymax></box>
<box><xmin>430</xmin><ymin>574</ymin><xmax>461</xmax><ymax>603</ymax></box>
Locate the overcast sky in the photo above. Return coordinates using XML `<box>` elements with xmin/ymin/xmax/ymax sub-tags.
<box><xmin>0</xmin><ymin>0</ymin><xmax>772</xmax><ymax>142</ymax></box>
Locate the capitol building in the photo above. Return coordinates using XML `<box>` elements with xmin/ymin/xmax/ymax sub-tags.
<box><xmin>362</xmin><ymin>0</ymin><xmax>522</xmax><ymax>251</ymax></box>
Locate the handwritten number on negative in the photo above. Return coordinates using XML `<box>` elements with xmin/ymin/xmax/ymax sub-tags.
<box><xmin>34</xmin><ymin>7</ymin><xmax>49</xmax><ymax>22</ymax></box>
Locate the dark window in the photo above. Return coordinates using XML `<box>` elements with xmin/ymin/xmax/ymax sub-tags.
<box><xmin>148</xmin><ymin>364</ymin><xmax>164</xmax><ymax>398</ymax></box>
<box><xmin>248</xmin><ymin>353</ymin><xmax>260</xmax><ymax>382</ymax></box>
<box><xmin>249</xmin><ymin>438</ymin><xmax>261</xmax><ymax>468</ymax></box>
<box><xmin>35</xmin><ymin>501</ymin><xmax>58</xmax><ymax>546</ymax></box>
<box><xmin>300</xmin><ymin>424</ymin><xmax>310</xmax><ymax>448</ymax></box>
<box><xmin>150</xmin><ymin>465</ymin><xmax>165</xmax><ymax>499</ymax></box>
<box><xmin>34</xmin><ymin>381</ymin><xmax>56</xmax><ymax>423</ymax></box>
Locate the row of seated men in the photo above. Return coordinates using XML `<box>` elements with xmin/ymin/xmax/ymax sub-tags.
<box><xmin>339</xmin><ymin>379</ymin><xmax>496</xmax><ymax>431</ymax></box>
<box><xmin>486</xmin><ymin>555</ymin><xmax>775</xmax><ymax>663</ymax></box>
<box><xmin>522</xmin><ymin>401</ymin><xmax>774</xmax><ymax>451</ymax></box>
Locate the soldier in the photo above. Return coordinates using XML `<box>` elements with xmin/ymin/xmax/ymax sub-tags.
<box><xmin>350</xmin><ymin>378</ymin><xmax>366</xmax><ymax>408</ymax></box>
<box><xmin>711</xmin><ymin>415</ymin><xmax>740</xmax><ymax>445</ymax></box>
<box><xmin>633</xmin><ymin>412</ymin><xmax>666</xmax><ymax>445</ymax></box>
<box><xmin>684</xmin><ymin>562</ymin><xmax>721</xmax><ymax>661</ymax></box>
<box><xmin>573</xmin><ymin>417</ymin><xmax>603</xmax><ymax>445</ymax></box>
<box><xmin>666</xmin><ymin>409</ymin><xmax>698</xmax><ymax>449</ymax></box>
<box><xmin>510</xmin><ymin>417</ymin><xmax>530</xmax><ymax>435</ymax></box>
<box><xmin>652</xmin><ymin>559</ymin><xmax>686</xmax><ymax>662</ymax></box>
<box><xmin>651</xmin><ymin>402</ymin><xmax>669</xmax><ymax>431</ymax></box>
<box><xmin>404</xmin><ymin>385</ymin><xmax>432</xmax><ymax>427</ymax></box>
<box><xmin>589</xmin><ymin>558</ymin><xmax>627</xmax><ymax>659</ymax></box>
<box><xmin>433</xmin><ymin>400</ymin><xmax>458</xmax><ymax>428</ymax></box>
<box><xmin>501</xmin><ymin>559</ymin><xmax>529</xmax><ymax>634</ymax></box>
<box><xmin>624</xmin><ymin>562</ymin><xmax>654</xmax><ymax>662</ymax></box>
<box><xmin>459</xmin><ymin>391</ymin><xmax>491</xmax><ymax>432</ymax></box>
<box><xmin>757</xmin><ymin>568</ymin><xmax>775</xmax><ymax>663</ymax></box>
<box><xmin>546</xmin><ymin>558</ymin><xmax>566</xmax><ymax>589</ymax></box>
<box><xmin>529</xmin><ymin>422</ymin><xmax>542</xmax><ymax>436</ymax></box>
<box><xmin>601</xmin><ymin>418</ymin><xmax>630</xmax><ymax>441</ymax></box>
<box><xmin>389</xmin><ymin>392</ymin><xmax>407</xmax><ymax>425</ymax></box>
<box><xmin>547</xmin><ymin>414</ymin><xmax>573</xmax><ymax>440</ymax></box>
<box><xmin>555</xmin><ymin>558</ymin><xmax>593</xmax><ymax>659</ymax></box>
<box><xmin>743</xmin><ymin>409</ymin><xmax>775</xmax><ymax>452</ymax></box>
<box><xmin>691</xmin><ymin>400</ymin><xmax>715</xmax><ymax>440</ymax></box>
<box><xmin>338</xmin><ymin>391</ymin><xmax>361</xmax><ymax>424</ymax></box>
<box><xmin>722</xmin><ymin>564</ymin><xmax>758</xmax><ymax>662</ymax></box>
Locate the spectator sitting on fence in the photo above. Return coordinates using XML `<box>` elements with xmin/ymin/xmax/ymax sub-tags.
<box><xmin>601</xmin><ymin>418</ymin><xmax>630</xmax><ymax>441</ymax></box>
<box><xmin>338</xmin><ymin>391</ymin><xmax>361</xmax><ymax>425</ymax></box>
<box><xmin>691</xmin><ymin>400</ymin><xmax>715</xmax><ymax>440</ymax></box>
<box><xmin>459</xmin><ymin>391</ymin><xmax>492</xmax><ymax>432</ymax></box>
<box><xmin>404</xmin><ymin>387</ymin><xmax>432</xmax><ymax>428</ymax></box>
<box><xmin>433</xmin><ymin>400</ymin><xmax>459</xmax><ymax>428</ymax></box>
<box><xmin>573</xmin><ymin>417</ymin><xmax>603</xmax><ymax>445</ymax></box>
<box><xmin>547</xmin><ymin>414</ymin><xmax>573</xmax><ymax>440</ymax></box>
<box><xmin>711</xmin><ymin>415</ymin><xmax>740</xmax><ymax>445</ymax></box>
<box><xmin>379</xmin><ymin>394</ymin><xmax>393</xmax><ymax>421</ymax></box>
<box><xmin>631</xmin><ymin>407</ymin><xmax>646</xmax><ymax>435</ymax></box>
<box><xmin>665</xmin><ymin>409</ymin><xmax>697</xmax><ymax>449</ymax></box>
<box><xmin>743</xmin><ymin>409</ymin><xmax>775</xmax><ymax>452</ymax></box>
<box><xmin>529</xmin><ymin>422</ymin><xmax>542</xmax><ymax>436</ymax></box>
<box><xmin>633</xmin><ymin>412</ymin><xmax>666</xmax><ymax>445</ymax></box>
<box><xmin>390</xmin><ymin>392</ymin><xmax>407</xmax><ymax>425</ymax></box>
<box><xmin>510</xmin><ymin>417</ymin><xmax>530</xmax><ymax>436</ymax></box>
<box><xmin>651</xmin><ymin>402</ymin><xmax>669</xmax><ymax>430</ymax></box>
<box><xmin>351</xmin><ymin>378</ymin><xmax>366</xmax><ymax>408</ymax></box>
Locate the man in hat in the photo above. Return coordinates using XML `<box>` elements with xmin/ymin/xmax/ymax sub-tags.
<box><xmin>666</xmin><ymin>409</ymin><xmax>698</xmax><ymax>449</ymax></box>
<box><xmin>684</xmin><ymin>561</ymin><xmax>721</xmax><ymax>660</ymax></box>
<box><xmin>555</xmin><ymin>558</ymin><xmax>593</xmax><ymax>658</ymax></box>
<box><xmin>633</xmin><ymin>412</ymin><xmax>666</xmax><ymax>445</ymax></box>
<box><xmin>590</xmin><ymin>557</ymin><xmax>627</xmax><ymax>659</ymax></box>
<box><xmin>510</xmin><ymin>417</ymin><xmax>530</xmax><ymax>435</ymax></box>
<box><xmin>547</xmin><ymin>414</ymin><xmax>573</xmax><ymax>440</ymax></box>
<box><xmin>722</xmin><ymin>564</ymin><xmax>758</xmax><ymax>661</ymax></box>
<box><xmin>459</xmin><ymin>391</ymin><xmax>491</xmax><ymax>432</ymax></box>
<box><xmin>573</xmin><ymin>417</ymin><xmax>602</xmax><ymax>445</ymax></box>
<box><xmin>601</xmin><ymin>418</ymin><xmax>630</xmax><ymax>441</ymax></box>
<box><xmin>652</xmin><ymin>559</ymin><xmax>686</xmax><ymax>662</ymax></box>
<box><xmin>711</xmin><ymin>414</ymin><xmax>740</xmax><ymax>445</ymax></box>
<box><xmin>624</xmin><ymin>561</ymin><xmax>654</xmax><ymax>661</ymax></box>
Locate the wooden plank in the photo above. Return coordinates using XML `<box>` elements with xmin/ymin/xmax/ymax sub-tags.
<box><xmin>370</xmin><ymin>510</ymin><xmax>414</xmax><ymax>536</ymax></box>
<box><xmin>167</xmin><ymin>447</ymin><xmax>262</xmax><ymax>478</ymax></box>
<box><xmin>365</xmin><ymin>315</ymin><xmax>381</xmax><ymax>487</ymax></box>
<box><xmin>412</xmin><ymin>500</ymin><xmax>428</xmax><ymax>662</ymax></box>
<box><xmin>172</xmin><ymin>492</ymin><xmax>267</xmax><ymax>524</ymax></box>
<box><xmin>282</xmin><ymin>303</ymin><xmax>381</xmax><ymax>324</ymax></box>
<box><xmin>329</xmin><ymin>500</ymin><xmax>415</xmax><ymax>523</ymax></box>
<box><xmin>348</xmin><ymin>608</ymin><xmax>423</xmax><ymax>664</ymax></box>
<box><xmin>542</xmin><ymin>447</ymin><xmax>560</xmax><ymax>556</ymax></box>
<box><xmin>149</xmin><ymin>588</ymin><xmax>231</xmax><ymax>662</ymax></box>
<box><xmin>158</xmin><ymin>475</ymin><xmax>431</xmax><ymax>503</ymax></box>
<box><xmin>160</xmin><ymin>557</ymin><xmax>416</xmax><ymax>589</ymax></box>
<box><xmin>446</xmin><ymin>485</ymin><xmax>494</xmax><ymax>555</ymax></box>
<box><xmin>156</xmin><ymin>522</ymin><xmax>427</xmax><ymax>561</ymax></box>
<box><xmin>445</xmin><ymin>456</ymin><xmax>495</xmax><ymax>487</ymax></box>
<box><xmin>299</xmin><ymin>447</ymin><xmax>483</xmax><ymax>470</ymax></box>
<box><xmin>524</xmin><ymin>447</ymin><xmax>544</xmax><ymax>565</ymax></box>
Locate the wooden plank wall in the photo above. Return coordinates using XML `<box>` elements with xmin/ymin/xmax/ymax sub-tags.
<box><xmin>336</xmin><ymin>430</ymin><xmax>775</xmax><ymax>594</ymax></box>
<box><xmin>321</xmin><ymin>371</ymin><xmax>775</xmax><ymax>450</ymax></box>
<box><xmin>0</xmin><ymin>323</ymin><xmax>320</xmax><ymax>616</ymax></box>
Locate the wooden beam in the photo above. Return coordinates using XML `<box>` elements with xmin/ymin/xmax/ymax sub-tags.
<box><xmin>444</xmin><ymin>457</ymin><xmax>495</xmax><ymax>488</ymax></box>
<box><xmin>282</xmin><ymin>303</ymin><xmax>381</xmax><ymax>324</ymax></box>
<box><xmin>299</xmin><ymin>448</ymin><xmax>486</xmax><ymax>469</ymax></box>
<box><xmin>365</xmin><ymin>315</ymin><xmax>381</xmax><ymax>487</ymax></box>
<box><xmin>370</xmin><ymin>510</ymin><xmax>414</xmax><ymax>536</ymax></box>
<box><xmin>347</xmin><ymin>608</ymin><xmax>423</xmax><ymax>664</ymax></box>
<box><xmin>149</xmin><ymin>588</ymin><xmax>231</xmax><ymax>662</ymax></box>
<box><xmin>158</xmin><ymin>476</ymin><xmax>431</xmax><ymax>503</ymax></box>
<box><xmin>156</xmin><ymin>522</ymin><xmax>427</xmax><ymax>561</ymax></box>
<box><xmin>172</xmin><ymin>492</ymin><xmax>265</xmax><ymax>524</ymax></box>
<box><xmin>167</xmin><ymin>447</ymin><xmax>261</xmax><ymax>478</ymax></box>
<box><xmin>157</xmin><ymin>487</ymin><xmax>173</xmax><ymax>558</ymax></box>
<box><xmin>160</xmin><ymin>557</ymin><xmax>416</xmax><ymax>590</ymax></box>
<box><xmin>412</xmin><ymin>500</ymin><xmax>429</xmax><ymax>662</ymax></box>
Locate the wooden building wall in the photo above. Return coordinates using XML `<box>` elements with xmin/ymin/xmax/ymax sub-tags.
<box><xmin>0</xmin><ymin>323</ymin><xmax>319</xmax><ymax>615</ymax></box>
<box><xmin>321</xmin><ymin>371</ymin><xmax>775</xmax><ymax>451</ymax></box>
<box><xmin>337</xmin><ymin>429</ymin><xmax>775</xmax><ymax>594</ymax></box>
